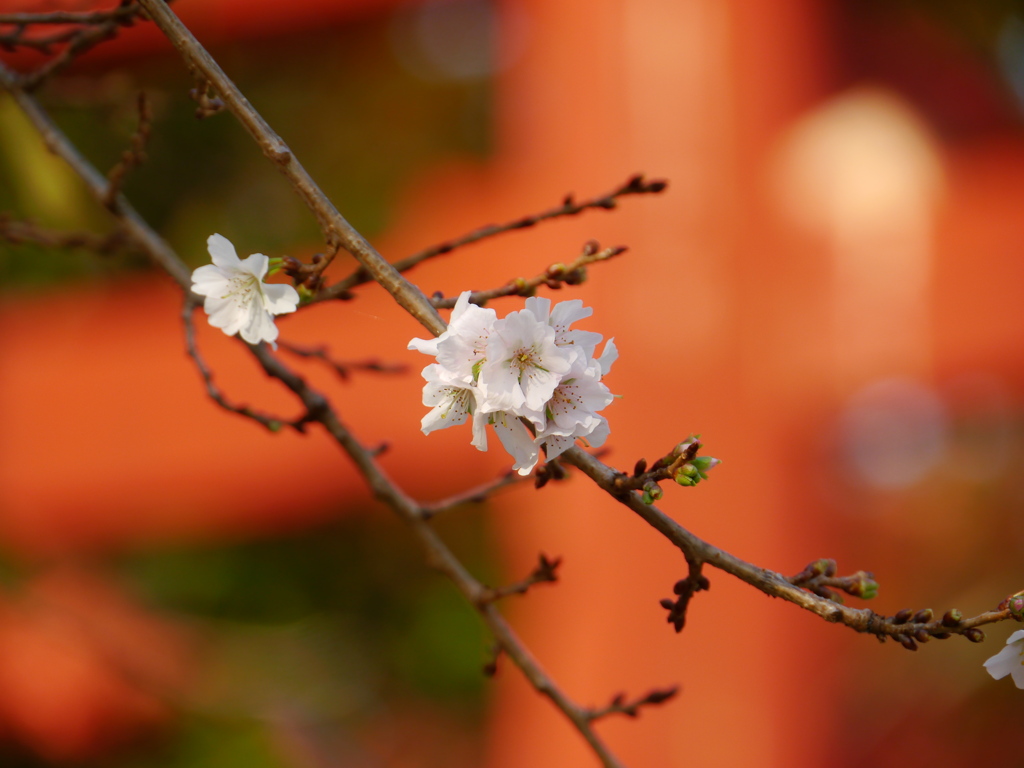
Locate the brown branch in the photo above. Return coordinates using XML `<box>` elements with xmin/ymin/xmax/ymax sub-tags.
<box><xmin>0</xmin><ymin>214</ymin><xmax>135</xmax><ymax>256</ymax></box>
<box><xmin>431</xmin><ymin>241</ymin><xmax>627</xmax><ymax>310</ymax></box>
<box><xmin>585</xmin><ymin>687</ymin><xmax>679</xmax><ymax>722</ymax></box>
<box><xmin>560</xmin><ymin>446</ymin><xmax>1015</xmax><ymax>646</ymax></box>
<box><xmin>315</xmin><ymin>174</ymin><xmax>667</xmax><ymax>302</ymax></box>
<box><xmin>135</xmin><ymin>0</ymin><xmax>446</xmax><ymax>337</ymax></box>
<box><xmin>6</xmin><ymin>1</ymin><xmax>145</xmax><ymax>92</ymax></box>
<box><xmin>0</xmin><ymin>60</ymin><xmax>193</xmax><ymax>290</ymax></box>
<box><xmin>419</xmin><ymin>468</ymin><xmax>523</xmax><ymax>520</ymax></box>
<box><xmin>277</xmin><ymin>341</ymin><xmax>407</xmax><ymax>382</ymax></box>
<box><xmin>0</xmin><ymin>8</ymin><xmax>142</xmax><ymax>26</ymax></box>
<box><xmin>5</xmin><ymin>59</ymin><xmax>628</xmax><ymax>768</ymax></box>
<box><xmin>479</xmin><ymin>553</ymin><xmax>562</xmax><ymax>603</ymax></box>
<box><xmin>103</xmin><ymin>90</ymin><xmax>152</xmax><ymax>207</ymax></box>
<box><xmin>182</xmin><ymin>297</ymin><xmax>310</xmax><ymax>433</ymax></box>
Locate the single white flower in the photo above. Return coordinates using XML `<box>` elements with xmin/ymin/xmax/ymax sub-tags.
<box><xmin>478</xmin><ymin>307</ymin><xmax>572</xmax><ymax>413</ymax></box>
<box><xmin>535</xmin><ymin>359</ymin><xmax>613</xmax><ymax>428</ymax></box>
<box><xmin>419</xmin><ymin>364</ymin><xmax>487</xmax><ymax>449</ymax></box>
<box><xmin>984</xmin><ymin>629</ymin><xmax>1024</xmax><ymax>688</ymax></box>
<box><xmin>191</xmin><ymin>233</ymin><xmax>299</xmax><ymax>348</ymax></box>
<box><xmin>525</xmin><ymin>296</ymin><xmax>604</xmax><ymax>362</ymax></box>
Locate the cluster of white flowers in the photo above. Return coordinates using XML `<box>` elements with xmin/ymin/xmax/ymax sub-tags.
<box><xmin>191</xmin><ymin>234</ymin><xmax>300</xmax><ymax>349</ymax></box>
<box><xmin>409</xmin><ymin>292</ymin><xmax>618</xmax><ymax>475</ymax></box>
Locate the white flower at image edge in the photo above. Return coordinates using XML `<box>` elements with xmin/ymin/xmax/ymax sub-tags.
<box><xmin>983</xmin><ymin>629</ymin><xmax>1024</xmax><ymax>688</ymax></box>
<box><xmin>191</xmin><ymin>233</ymin><xmax>300</xmax><ymax>348</ymax></box>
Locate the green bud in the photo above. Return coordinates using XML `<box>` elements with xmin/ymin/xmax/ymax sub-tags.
<box><xmin>692</xmin><ymin>456</ymin><xmax>721</xmax><ymax>472</ymax></box>
<box><xmin>1009</xmin><ymin>595</ymin><xmax>1024</xmax><ymax>621</ymax></box>
<box><xmin>674</xmin><ymin>473</ymin><xmax>695</xmax><ymax>487</ymax></box>
<box><xmin>267</xmin><ymin>420</ymin><xmax>283</xmax><ymax>433</ymax></box>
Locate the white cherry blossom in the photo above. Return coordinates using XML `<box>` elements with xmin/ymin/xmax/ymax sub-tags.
<box><xmin>191</xmin><ymin>233</ymin><xmax>299</xmax><ymax>348</ymax></box>
<box><xmin>410</xmin><ymin>293</ymin><xmax>617</xmax><ymax>474</ymax></box>
<box><xmin>984</xmin><ymin>629</ymin><xmax>1024</xmax><ymax>688</ymax></box>
<box><xmin>478</xmin><ymin>307</ymin><xmax>572</xmax><ymax>413</ymax></box>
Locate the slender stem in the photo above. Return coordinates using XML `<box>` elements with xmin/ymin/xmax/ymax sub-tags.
<box><xmin>0</xmin><ymin>61</ymin><xmax>192</xmax><ymax>290</ymax></box>
<box><xmin>135</xmin><ymin>0</ymin><xmax>445</xmax><ymax>337</ymax></box>
<box><xmin>3</xmin><ymin>61</ymin><xmax>626</xmax><ymax>768</ymax></box>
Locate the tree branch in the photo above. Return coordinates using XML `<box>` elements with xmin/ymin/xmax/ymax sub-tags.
<box><xmin>135</xmin><ymin>0</ymin><xmax>445</xmax><ymax>337</ymax></box>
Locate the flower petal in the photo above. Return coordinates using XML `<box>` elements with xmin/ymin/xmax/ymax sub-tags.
<box><xmin>207</xmin><ymin>233</ymin><xmax>241</xmax><ymax>269</ymax></box>
<box><xmin>263</xmin><ymin>282</ymin><xmax>300</xmax><ymax>315</ymax></box>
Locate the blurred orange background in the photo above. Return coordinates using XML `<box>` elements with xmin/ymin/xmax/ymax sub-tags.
<box><xmin>4</xmin><ymin>0</ymin><xmax>1024</xmax><ymax>766</ymax></box>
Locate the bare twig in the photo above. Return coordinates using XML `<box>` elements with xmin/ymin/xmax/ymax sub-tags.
<box><xmin>0</xmin><ymin>8</ymin><xmax>142</xmax><ymax>26</ymax></box>
<box><xmin>277</xmin><ymin>341</ymin><xmax>407</xmax><ymax>381</ymax></box>
<box><xmin>431</xmin><ymin>242</ymin><xmax>627</xmax><ymax>310</ymax></box>
<box><xmin>182</xmin><ymin>297</ymin><xmax>310</xmax><ymax>433</ymax></box>
<box><xmin>585</xmin><ymin>687</ymin><xmax>679</xmax><ymax>722</ymax></box>
<box><xmin>315</xmin><ymin>175</ymin><xmax>667</xmax><ymax>302</ymax></box>
<box><xmin>5</xmin><ymin>65</ymin><xmax>628</xmax><ymax>768</ymax></box>
<box><xmin>0</xmin><ymin>60</ymin><xmax>192</xmax><ymax>289</ymax></box>
<box><xmin>419</xmin><ymin>468</ymin><xmax>523</xmax><ymax>520</ymax></box>
<box><xmin>4</xmin><ymin>1</ymin><xmax>146</xmax><ymax>92</ymax></box>
<box><xmin>136</xmin><ymin>0</ymin><xmax>445</xmax><ymax>337</ymax></box>
<box><xmin>560</xmin><ymin>446</ymin><xmax>1013</xmax><ymax>646</ymax></box>
<box><xmin>103</xmin><ymin>90</ymin><xmax>152</xmax><ymax>207</ymax></box>
<box><xmin>0</xmin><ymin>214</ymin><xmax>135</xmax><ymax>256</ymax></box>
<box><xmin>479</xmin><ymin>553</ymin><xmax>562</xmax><ymax>603</ymax></box>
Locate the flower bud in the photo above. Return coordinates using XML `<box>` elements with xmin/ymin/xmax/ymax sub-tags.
<box><xmin>1007</xmin><ymin>595</ymin><xmax>1024</xmax><ymax>621</ymax></box>
<box><xmin>912</xmin><ymin>609</ymin><xmax>933</xmax><ymax>624</ymax></box>
<box><xmin>964</xmin><ymin>628</ymin><xmax>985</xmax><ymax>643</ymax></box>
<box><xmin>691</xmin><ymin>456</ymin><xmax>721</xmax><ymax>473</ymax></box>
<box><xmin>913</xmin><ymin>629</ymin><xmax>930</xmax><ymax>643</ymax></box>
<box><xmin>893</xmin><ymin>609</ymin><xmax>913</xmax><ymax>625</ymax></box>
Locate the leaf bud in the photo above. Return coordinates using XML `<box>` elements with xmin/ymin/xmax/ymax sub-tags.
<box><xmin>913</xmin><ymin>629</ymin><xmax>930</xmax><ymax>643</ymax></box>
<box><xmin>897</xmin><ymin>634</ymin><xmax>918</xmax><ymax>651</ymax></box>
<box><xmin>546</xmin><ymin>263</ymin><xmax>567</xmax><ymax>279</ymax></box>
<box><xmin>964</xmin><ymin>628</ymin><xmax>985</xmax><ymax>643</ymax></box>
<box><xmin>659</xmin><ymin>598</ymin><xmax>676</xmax><ymax>610</ymax></box>
<box><xmin>912</xmin><ymin>609</ymin><xmax>933</xmax><ymax>624</ymax></box>
<box><xmin>810</xmin><ymin>558</ymin><xmax>837</xmax><ymax>578</ymax></box>
<box><xmin>941</xmin><ymin>609</ymin><xmax>963</xmax><ymax>627</ymax></box>
<box><xmin>893</xmin><ymin>609</ymin><xmax>913</xmax><ymax>625</ymax></box>
<box><xmin>674</xmin><ymin>472</ymin><xmax>695</xmax><ymax>487</ymax></box>
<box><xmin>633</xmin><ymin>458</ymin><xmax>648</xmax><ymax>477</ymax></box>
<box><xmin>691</xmin><ymin>456</ymin><xmax>721</xmax><ymax>474</ymax></box>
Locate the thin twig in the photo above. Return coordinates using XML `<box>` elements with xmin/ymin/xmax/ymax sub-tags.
<box><xmin>316</xmin><ymin>175</ymin><xmax>667</xmax><ymax>302</ymax></box>
<box><xmin>585</xmin><ymin>687</ymin><xmax>679</xmax><ymax>722</ymax></box>
<box><xmin>0</xmin><ymin>8</ymin><xmax>141</xmax><ymax>25</ymax></box>
<box><xmin>431</xmin><ymin>242</ymin><xmax>626</xmax><ymax>310</ymax></box>
<box><xmin>135</xmin><ymin>0</ymin><xmax>445</xmax><ymax>337</ymax></box>
<box><xmin>0</xmin><ymin>60</ymin><xmax>192</xmax><ymax>289</ymax></box>
<box><xmin>419</xmin><ymin>468</ymin><xmax>523</xmax><ymax>520</ymax></box>
<box><xmin>479</xmin><ymin>553</ymin><xmax>562</xmax><ymax>603</ymax></box>
<box><xmin>182</xmin><ymin>297</ymin><xmax>309</xmax><ymax>433</ymax></box>
<box><xmin>560</xmin><ymin>446</ymin><xmax>1013</xmax><ymax>645</ymax></box>
<box><xmin>5</xmin><ymin>67</ymin><xmax>628</xmax><ymax>768</ymax></box>
<box><xmin>0</xmin><ymin>214</ymin><xmax>135</xmax><ymax>256</ymax></box>
<box><xmin>277</xmin><ymin>341</ymin><xmax>407</xmax><ymax>381</ymax></box>
<box><xmin>104</xmin><ymin>90</ymin><xmax>152</xmax><ymax>207</ymax></box>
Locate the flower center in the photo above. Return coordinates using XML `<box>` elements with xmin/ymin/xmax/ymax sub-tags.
<box><xmin>222</xmin><ymin>273</ymin><xmax>261</xmax><ymax>308</ymax></box>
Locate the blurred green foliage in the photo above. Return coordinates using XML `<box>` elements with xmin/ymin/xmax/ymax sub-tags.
<box><xmin>0</xmin><ymin>12</ymin><xmax>490</xmax><ymax>290</ymax></box>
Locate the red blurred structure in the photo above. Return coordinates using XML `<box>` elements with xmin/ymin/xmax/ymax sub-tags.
<box><xmin>4</xmin><ymin>0</ymin><xmax>1024</xmax><ymax>765</ymax></box>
